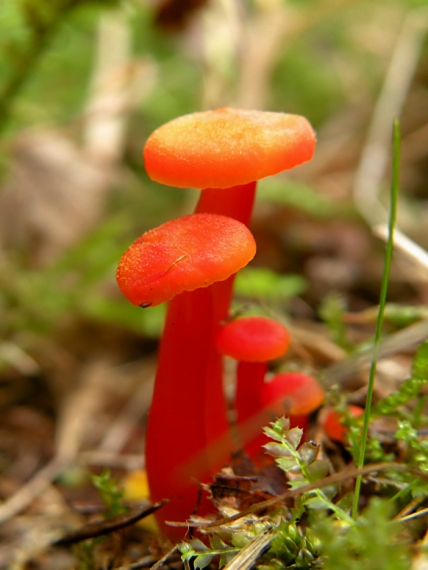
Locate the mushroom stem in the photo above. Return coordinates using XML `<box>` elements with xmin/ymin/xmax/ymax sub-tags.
<box><xmin>195</xmin><ymin>181</ymin><xmax>257</xmax><ymax>226</ymax></box>
<box><xmin>236</xmin><ymin>361</ymin><xmax>268</xmax><ymax>423</ymax></box>
<box><xmin>236</xmin><ymin>373</ymin><xmax>311</xmax><ymax>461</ymax></box>
<box><xmin>194</xmin><ymin>181</ymin><xmax>257</xmax><ymax>455</ymax></box>
<box><xmin>236</xmin><ymin>361</ymin><xmax>269</xmax><ymax>457</ymax></box>
<box><xmin>145</xmin><ymin>288</ymin><xmax>215</xmax><ymax>539</ymax></box>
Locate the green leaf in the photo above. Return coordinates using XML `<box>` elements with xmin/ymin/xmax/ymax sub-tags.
<box><xmin>263</xmin><ymin>426</ymin><xmax>285</xmax><ymax>443</ymax></box>
<box><xmin>263</xmin><ymin>442</ymin><xmax>294</xmax><ymax>458</ymax></box>
<box><xmin>210</xmin><ymin>535</ymin><xmax>230</xmax><ymax>551</ymax></box>
<box><xmin>194</xmin><ymin>554</ymin><xmax>215</xmax><ymax>569</ymax></box>
<box><xmin>189</xmin><ymin>538</ymin><xmax>210</xmax><ymax>552</ymax></box>
<box><xmin>285</xmin><ymin>427</ymin><xmax>304</xmax><ymax>449</ymax></box>
<box><xmin>276</xmin><ymin>456</ymin><xmax>300</xmax><ymax>472</ymax></box>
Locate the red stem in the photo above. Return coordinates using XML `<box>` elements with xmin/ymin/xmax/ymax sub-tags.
<box><xmin>236</xmin><ymin>361</ymin><xmax>267</xmax><ymax>422</ymax></box>
<box><xmin>235</xmin><ymin>360</ymin><xmax>269</xmax><ymax>458</ymax></box>
<box><xmin>145</xmin><ymin>288</ymin><xmax>214</xmax><ymax>539</ymax></box>
<box><xmin>236</xmin><ymin>366</ymin><xmax>311</xmax><ymax>461</ymax></box>
<box><xmin>195</xmin><ymin>182</ymin><xmax>257</xmax><ymax>224</ymax></box>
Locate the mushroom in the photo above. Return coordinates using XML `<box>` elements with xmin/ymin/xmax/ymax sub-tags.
<box><xmin>246</xmin><ymin>370</ymin><xmax>325</xmax><ymax>461</ymax></box>
<box><xmin>144</xmin><ymin>107</ymin><xmax>316</xmax><ymax>468</ymax></box>
<box><xmin>262</xmin><ymin>371</ymin><xmax>325</xmax><ymax>418</ymax></box>
<box><xmin>116</xmin><ymin>213</ymin><xmax>256</xmax><ymax>537</ymax></box>
<box><xmin>254</xmin><ymin>371</ymin><xmax>325</xmax><ymax>453</ymax></box>
<box><xmin>322</xmin><ymin>405</ymin><xmax>364</xmax><ymax>443</ymax></box>
<box><xmin>215</xmin><ymin>315</ymin><xmax>290</xmax><ymax>457</ymax></box>
<box><xmin>144</xmin><ymin>107</ymin><xmax>316</xmax><ymax>226</ymax></box>
<box><xmin>261</xmin><ymin>371</ymin><xmax>324</xmax><ymax>437</ymax></box>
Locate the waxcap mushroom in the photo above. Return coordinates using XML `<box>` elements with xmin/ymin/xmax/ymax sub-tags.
<box><xmin>262</xmin><ymin>371</ymin><xmax>325</xmax><ymax>416</ymax></box>
<box><xmin>216</xmin><ymin>315</ymin><xmax>290</xmax><ymax>362</ymax></box>
<box><xmin>144</xmin><ymin>108</ymin><xmax>316</xmax><ymax>189</ymax></box>
<box><xmin>323</xmin><ymin>405</ymin><xmax>364</xmax><ymax>443</ymax></box>
<box><xmin>116</xmin><ymin>213</ymin><xmax>256</xmax><ymax>308</ymax></box>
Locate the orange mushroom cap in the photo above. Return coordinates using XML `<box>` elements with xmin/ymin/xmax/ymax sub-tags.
<box><xmin>262</xmin><ymin>372</ymin><xmax>325</xmax><ymax>416</ymax></box>
<box><xmin>323</xmin><ymin>405</ymin><xmax>364</xmax><ymax>443</ymax></box>
<box><xmin>216</xmin><ymin>316</ymin><xmax>290</xmax><ymax>362</ymax></box>
<box><xmin>116</xmin><ymin>213</ymin><xmax>256</xmax><ymax>307</ymax></box>
<box><xmin>144</xmin><ymin>108</ymin><xmax>316</xmax><ymax>189</ymax></box>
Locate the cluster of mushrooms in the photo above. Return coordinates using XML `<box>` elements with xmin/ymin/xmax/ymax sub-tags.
<box><xmin>116</xmin><ymin>108</ymin><xmax>328</xmax><ymax>538</ymax></box>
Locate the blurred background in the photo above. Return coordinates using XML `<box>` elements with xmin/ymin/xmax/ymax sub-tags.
<box><xmin>1</xmin><ymin>0</ymin><xmax>428</xmax><ymax>564</ymax></box>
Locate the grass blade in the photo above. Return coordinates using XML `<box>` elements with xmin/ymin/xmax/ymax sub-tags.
<box><xmin>352</xmin><ymin>120</ymin><xmax>400</xmax><ymax>519</ymax></box>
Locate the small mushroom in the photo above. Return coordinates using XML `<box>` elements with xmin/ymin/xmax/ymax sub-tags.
<box><xmin>262</xmin><ymin>371</ymin><xmax>325</xmax><ymax>418</ymax></box>
<box><xmin>254</xmin><ymin>371</ymin><xmax>325</xmax><ymax>461</ymax></box>
<box><xmin>216</xmin><ymin>316</ymin><xmax>290</xmax><ymax>457</ymax></box>
<box><xmin>322</xmin><ymin>405</ymin><xmax>364</xmax><ymax>443</ymax></box>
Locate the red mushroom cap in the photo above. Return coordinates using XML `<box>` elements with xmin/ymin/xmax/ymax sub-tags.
<box><xmin>144</xmin><ymin>108</ymin><xmax>316</xmax><ymax>189</ymax></box>
<box><xmin>216</xmin><ymin>316</ymin><xmax>290</xmax><ymax>362</ymax></box>
<box><xmin>116</xmin><ymin>213</ymin><xmax>256</xmax><ymax>307</ymax></box>
<box><xmin>262</xmin><ymin>371</ymin><xmax>325</xmax><ymax>416</ymax></box>
<box><xmin>323</xmin><ymin>405</ymin><xmax>364</xmax><ymax>443</ymax></box>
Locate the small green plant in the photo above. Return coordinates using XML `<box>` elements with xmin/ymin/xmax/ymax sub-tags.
<box><xmin>179</xmin><ymin>510</ymin><xmax>318</xmax><ymax>570</ymax></box>
<box><xmin>180</xmin><ymin>516</ymin><xmax>275</xmax><ymax>570</ymax></box>
<box><xmin>373</xmin><ymin>339</ymin><xmax>428</xmax><ymax>418</ymax></box>
<box><xmin>90</xmin><ymin>469</ymin><xmax>127</xmax><ymax>519</ymax></box>
<box><xmin>263</xmin><ymin>418</ymin><xmax>351</xmax><ymax>524</ymax></box>
<box><xmin>258</xmin><ymin>520</ymin><xmax>318</xmax><ymax>570</ymax></box>
<box><xmin>181</xmin><ymin>537</ymin><xmax>241</xmax><ymax>569</ymax></box>
<box><xmin>178</xmin><ymin>419</ymin><xmax>325</xmax><ymax>569</ymax></box>
<box><xmin>179</xmin><ymin>418</ymin><xmax>345</xmax><ymax>569</ymax></box>
<box><xmin>311</xmin><ymin>498</ymin><xmax>411</xmax><ymax>570</ymax></box>
<box><xmin>179</xmin><ymin>412</ymin><xmax>421</xmax><ymax>569</ymax></box>
<box><xmin>73</xmin><ymin>540</ymin><xmax>100</xmax><ymax>570</ymax></box>
<box><xmin>344</xmin><ymin>340</ymin><xmax>428</xmax><ymax>468</ymax></box>
<box><xmin>74</xmin><ymin>470</ymin><xmax>127</xmax><ymax>569</ymax></box>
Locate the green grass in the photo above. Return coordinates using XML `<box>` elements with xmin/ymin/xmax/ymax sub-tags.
<box><xmin>352</xmin><ymin>120</ymin><xmax>400</xmax><ymax>519</ymax></box>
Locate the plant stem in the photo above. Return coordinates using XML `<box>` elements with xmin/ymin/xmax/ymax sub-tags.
<box><xmin>352</xmin><ymin>120</ymin><xmax>400</xmax><ymax>519</ymax></box>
